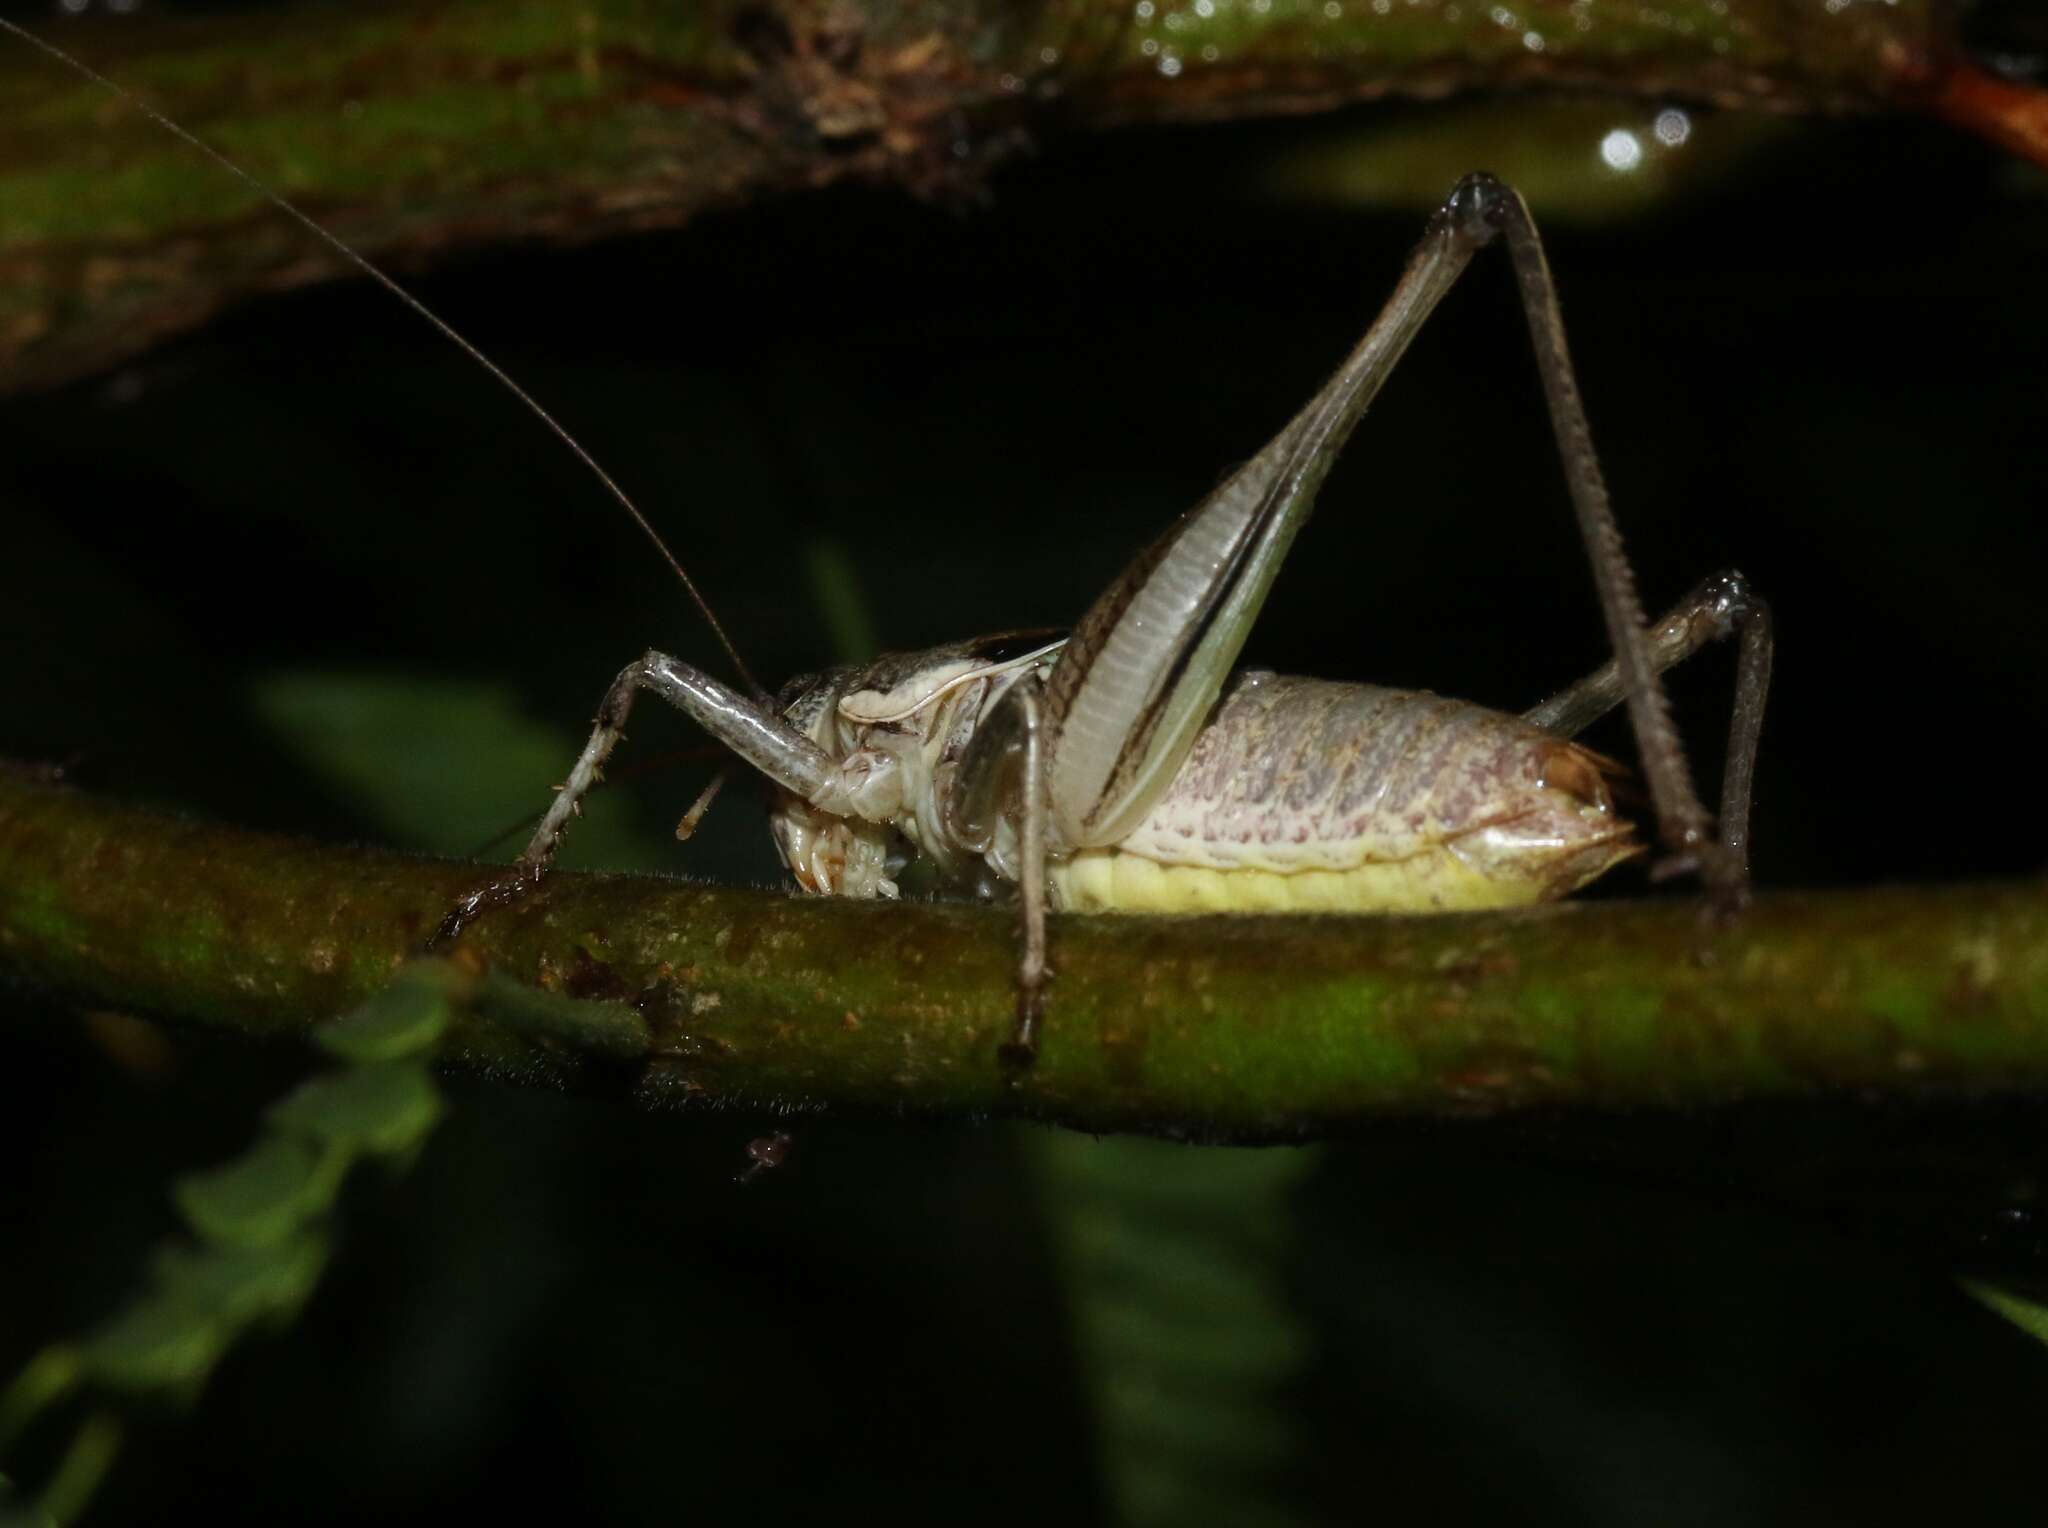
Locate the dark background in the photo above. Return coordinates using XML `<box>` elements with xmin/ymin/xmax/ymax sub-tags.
<box><xmin>4</xmin><ymin>11</ymin><xmax>2048</xmax><ymax>1522</ymax></box>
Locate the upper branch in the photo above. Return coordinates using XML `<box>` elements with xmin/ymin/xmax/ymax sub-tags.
<box><xmin>1</xmin><ymin>0</ymin><xmax>2036</xmax><ymax>393</ymax></box>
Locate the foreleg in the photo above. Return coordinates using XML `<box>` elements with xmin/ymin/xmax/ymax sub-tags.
<box><xmin>434</xmin><ymin>652</ymin><xmax>844</xmax><ymax>944</ymax></box>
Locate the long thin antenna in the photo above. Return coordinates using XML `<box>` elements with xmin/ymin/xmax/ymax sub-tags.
<box><xmin>1</xmin><ymin>16</ymin><xmax>766</xmax><ymax>700</ymax></box>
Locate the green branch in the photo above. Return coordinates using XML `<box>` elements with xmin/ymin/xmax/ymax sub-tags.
<box><xmin>4</xmin><ymin>0</ymin><xmax>2038</xmax><ymax>392</ymax></box>
<box><xmin>5</xmin><ymin>771</ymin><xmax>2047</xmax><ymax>1140</ymax></box>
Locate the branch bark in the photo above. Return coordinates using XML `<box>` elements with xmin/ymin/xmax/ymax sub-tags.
<box><xmin>2</xmin><ymin>0</ymin><xmax>2034</xmax><ymax>394</ymax></box>
<box><xmin>4</xmin><ymin>770</ymin><xmax>2047</xmax><ymax>1142</ymax></box>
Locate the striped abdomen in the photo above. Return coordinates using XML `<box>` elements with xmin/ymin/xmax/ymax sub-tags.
<box><xmin>1050</xmin><ymin>672</ymin><xmax>1639</xmax><ymax>913</ymax></box>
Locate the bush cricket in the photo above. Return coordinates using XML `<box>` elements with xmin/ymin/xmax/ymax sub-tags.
<box><xmin>438</xmin><ymin>170</ymin><xmax>1773</xmax><ymax>1063</ymax></box>
<box><xmin>4</xmin><ymin>20</ymin><xmax>1772</xmax><ymax>1069</ymax></box>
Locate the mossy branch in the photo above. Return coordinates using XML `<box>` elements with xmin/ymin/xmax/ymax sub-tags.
<box><xmin>5</xmin><ymin>770</ymin><xmax>2048</xmax><ymax>1141</ymax></box>
<box><xmin>3</xmin><ymin>0</ymin><xmax>2041</xmax><ymax>393</ymax></box>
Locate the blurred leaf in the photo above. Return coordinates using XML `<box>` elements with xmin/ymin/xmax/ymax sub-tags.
<box><xmin>267</xmin><ymin>1062</ymin><xmax>443</xmax><ymax>1157</ymax></box>
<box><xmin>77</xmin><ymin>1296</ymin><xmax>226</xmax><ymax>1394</ymax></box>
<box><xmin>173</xmin><ymin>1136</ymin><xmax>351</xmax><ymax>1250</ymax></box>
<box><xmin>472</xmin><ymin>971</ymin><xmax>649</xmax><ymax>1062</ymax></box>
<box><xmin>249</xmin><ymin>672</ymin><xmax>656</xmax><ymax>869</ymax></box>
<box><xmin>1962</xmin><ymin>1279</ymin><xmax>2048</xmax><ymax>1348</ymax></box>
<box><xmin>0</xmin><ymin>1350</ymin><xmax>78</xmax><ymax>1453</ymax></box>
<box><xmin>312</xmin><ymin>961</ymin><xmax>463</xmax><ymax>1064</ymax></box>
<box><xmin>21</xmin><ymin>1413</ymin><xmax>118</xmax><ymax>1528</ymax></box>
<box><xmin>150</xmin><ymin>1235</ymin><xmax>331</xmax><ymax>1332</ymax></box>
<box><xmin>804</xmin><ymin>538</ymin><xmax>881</xmax><ymax>665</ymax></box>
<box><xmin>1032</xmin><ymin>1133</ymin><xmax>1320</xmax><ymax>1528</ymax></box>
<box><xmin>2</xmin><ymin>960</ymin><xmax>464</xmax><ymax>1517</ymax></box>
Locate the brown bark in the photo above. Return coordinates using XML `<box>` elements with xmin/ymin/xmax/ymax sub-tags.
<box><xmin>1</xmin><ymin>0</ymin><xmax>2032</xmax><ymax>394</ymax></box>
<box><xmin>5</xmin><ymin>770</ymin><xmax>2047</xmax><ymax>1142</ymax></box>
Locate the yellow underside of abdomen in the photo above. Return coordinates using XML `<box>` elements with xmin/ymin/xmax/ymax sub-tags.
<box><xmin>1048</xmin><ymin>846</ymin><xmax>1551</xmax><ymax>915</ymax></box>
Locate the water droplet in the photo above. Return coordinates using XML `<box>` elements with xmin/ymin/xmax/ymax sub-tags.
<box><xmin>1599</xmin><ymin>129</ymin><xmax>1644</xmax><ymax>172</ymax></box>
<box><xmin>1653</xmin><ymin>108</ymin><xmax>1692</xmax><ymax>147</ymax></box>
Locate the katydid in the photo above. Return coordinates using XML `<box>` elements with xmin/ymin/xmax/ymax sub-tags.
<box><xmin>3</xmin><ymin>21</ymin><xmax>1771</xmax><ymax>1068</ymax></box>
<box><xmin>439</xmin><ymin>174</ymin><xmax>1771</xmax><ymax>1062</ymax></box>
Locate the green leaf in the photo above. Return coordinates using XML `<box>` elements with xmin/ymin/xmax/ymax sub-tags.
<box><xmin>1031</xmin><ymin>1133</ymin><xmax>1319</xmax><ymax>1528</ymax></box>
<box><xmin>173</xmin><ymin>1137</ymin><xmax>351</xmax><ymax>1249</ymax></box>
<box><xmin>314</xmin><ymin>961</ymin><xmax>464</xmax><ymax>1063</ymax></box>
<box><xmin>267</xmin><ymin>1062</ymin><xmax>442</xmax><ymax>1157</ymax></box>
<box><xmin>803</xmin><ymin>538</ymin><xmax>879</xmax><ymax>665</ymax></box>
<box><xmin>78</xmin><ymin>1297</ymin><xmax>226</xmax><ymax>1394</ymax></box>
<box><xmin>150</xmin><ymin>1234</ymin><xmax>330</xmax><ymax>1331</ymax></box>
<box><xmin>21</xmin><ymin>1412</ymin><xmax>120</xmax><ymax>1528</ymax></box>
<box><xmin>1961</xmin><ymin>1279</ymin><xmax>2048</xmax><ymax>1348</ymax></box>
<box><xmin>249</xmin><ymin>672</ymin><xmax>657</xmax><ymax>869</ymax></box>
<box><xmin>0</xmin><ymin>1349</ymin><xmax>79</xmax><ymax>1452</ymax></box>
<box><xmin>474</xmin><ymin>970</ymin><xmax>648</xmax><ymax>1060</ymax></box>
